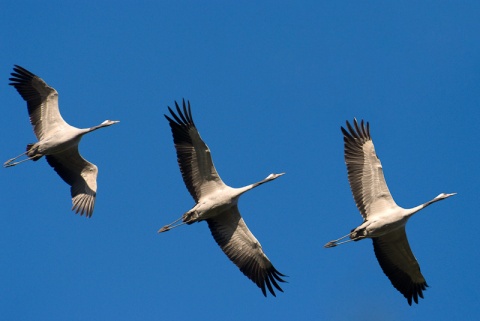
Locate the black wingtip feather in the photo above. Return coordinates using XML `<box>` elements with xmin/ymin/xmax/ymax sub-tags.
<box><xmin>345</xmin><ymin>120</ymin><xmax>358</xmax><ymax>139</ymax></box>
<box><xmin>268</xmin><ymin>272</ymin><xmax>284</xmax><ymax>293</ymax></box>
<box><xmin>175</xmin><ymin>101</ymin><xmax>188</xmax><ymax>124</ymax></box>
<box><xmin>260</xmin><ymin>284</ymin><xmax>267</xmax><ymax>297</ymax></box>
<box><xmin>9</xmin><ymin>65</ymin><xmax>36</xmax><ymax>83</ymax></box>
<box><xmin>342</xmin><ymin>118</ymin><xmax>371</xmax><ymax>142</ymax></box>
<box><xmin>166</xmin><ymin>100</ymin><xmax>194</xmax><ymax>128</ymax></box>
<box><xmin>261</xmin><ymin>265</ymin><xmax>287</xmax><ymax>296</ymax></box>
<box><xmin>265</xmin><ymin>276</ymin><xmax>275</xmax><ymax>297</ymax></box>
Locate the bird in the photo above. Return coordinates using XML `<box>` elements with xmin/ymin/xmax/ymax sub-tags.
<box><xmin>4</xmin><ymin>65</ymin><xmax>119</xmax><ymax>217</ymax></box>
<box><xmin>324</xmin><ymin>118</ymin><xmax>455</xmax><ymax>305</ymax></box>
<box><xmin>158</xmin><ymin>100</ymin><xmax>286</xmax><ymax>297</ymax></box>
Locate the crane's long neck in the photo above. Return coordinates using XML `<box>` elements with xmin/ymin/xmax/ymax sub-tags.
<box><xmin>88</xmin><ymin>123</ymin><xmax>110</xmax><ymax>133</ymax></box>
<box><xmin>235</xmin><ymin>174</ymin><xmax>283</xmax><ymax>197</ymax></box>
<box><xmin>405</xmin><ymin>194</ymin><xmax>452</xmax><ymax>218</ymax></box>
<box><xmin>405</xmin><ymin>204</ymin><xmax>426</xmax><ymax>218</ymax></box>
<box><xmin>86</xmin><ymin>120</ymin><xmax>119</xmax><ymax>133</ymax></box>
<box><xmin>423</xmin><ymin>197</ymin><xmax>445</xmax><ymax>209</ymax></box>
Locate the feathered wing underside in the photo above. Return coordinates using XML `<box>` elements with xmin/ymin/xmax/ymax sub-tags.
<box><xmin>342</xmin><ymin>119</ymin><xmax>397</xmax><ymax>219</ymax></box>
<box><xmin>372</xmin><ymin>228</ymin><xmax>427</xmax><ymax>305</ymax></box>
<box><xmin>9</xmin><ymin>65</ymin><xmax>67</xmax><ymax>140</ymax></box>
<box><xmin>206</xmin><ymin>206</ymin><xmax>286</xmax><ymax>297</ymax></box>
<box><xmin>46</xmin><ymin>148</ymin><xmax>98</xmax><ymax>217</ymax></box>
<box><xmin>165</xmin><ymin>100</ymin><xmax>224</xmax><ymax>202</ymax></box>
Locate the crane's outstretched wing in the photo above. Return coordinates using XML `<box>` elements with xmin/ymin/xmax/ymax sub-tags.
<box><xmin>207</xmin><ymin>206</ymin><xmax>286</xmax><ymax>296</ymax></box>
<box><xmin>46</xmin><ymin>148</ymin><xmax>97</xmax><ymax>217</ymax></box>
<box><xmin>342</xmin><ymin>119</ymin><xmax>397</xmax><ymax>219</ymax></box>
<box><xmin>9</xmin><ymin>65</ymin><xmax>68</xmax><ymax>140</ymax></box>
<box><xmin>372</xmin><ymin>228</ymin><xmax>427</xmax><ymax>305</ymax></box>
<box><xmin>165</xmin><ymin>100</ymin><xmax>225</xmax><ymax>202</ymax></box>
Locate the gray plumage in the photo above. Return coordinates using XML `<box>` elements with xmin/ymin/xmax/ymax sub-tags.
<box><xmin>4</xmin><ymin>65</ymin><xmax>119</xmax><ymax>217</ymax></box>
<box><xmin>325</xmin><ymin>118</ymin><xmax>455</xmax><ymax>305</ymax></box>
<box><xmin>159</xmin><ymin>100</ymin><xmax>286</xmax><ymax>297</ymax></box>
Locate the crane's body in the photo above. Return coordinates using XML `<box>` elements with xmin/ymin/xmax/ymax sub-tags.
<box><xmin>325</xmin><ymin>119</ymin><xmax>455</xmax><ymax>305</ymax></box>
<box><xmin>169</xmin><ymin>186</ymin><xmax>242</xmax><ymax>225</ymax></box>
<box><xmin>22</xmin><ymin>127</ymin><xmax>83</xmax><ymax>159</ymax></box>
<box><xmin>166</xmin><ymin>176</ymin><xmax>282</xmax><ymax>227</ymax></box>
<box><xmin>4</xmin><ymin>65</ymin><xmax>119</xmax><ymax>217</ymax></box>
<box><xmin>159</xmin><ymin>100</ymin><xmax>286</xmax><ymax>297</ymax></box>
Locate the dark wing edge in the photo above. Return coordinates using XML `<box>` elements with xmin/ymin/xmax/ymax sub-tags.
<box><xmin>164</xmin><ymin>99</ymin><xmax>220</xmax><ymax>202</ymax></box>
<box><xmin>9</xmin><ymin>65</ymin><xmax>40</xmax><ymax>103</ymax></box>
<box><xmin>46</xmin><ymin>149</ymin><xmax>98</xmax><ymax>217</ymax></box>
<box><xmin>164</xmin><ymin>100</ymin><xmax>198</xmax><ymax>200</ymax></box>
<box><xmin>372</xmin><ymin>229</ymin><xmax>428</xmax><ymax>305</ymax></box>
<box><xmin>206</xmin><ymin>207</ymin><xmax>286</xmax><ymax>297</ymax></box>
<box><xmin>9</xmin><ymin>65</ymin><xmax>57</xmax><ymax>138</ymax></box>
<box><xmin>341</xmin><ymin>118</ymin><xmax>371</xmax><ymax>218</ymax></box>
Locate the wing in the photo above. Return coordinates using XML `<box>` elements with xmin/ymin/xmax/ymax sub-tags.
<box><xmin>372</xmin><ymin>228</ymin><xmax>428</xmax><ymax>305</ymax></box>
<box><xmin>342</xmin><ymin>119</ymin><xmax>397</xmax><ymax>219</ymax></box>
<box><xmin>164</xmin><ymin>100</ymin><xmax>225</xmax><ymax>202</ymax></box>
<box><xmin>46</xmin><ymin>148</ymin><xmax>98</xmax><ymax>217</ymax></box>
<box><xmin>206</xmin><ymin>206</ymin><xmax>286</xmax><ymax>297</ymax></box>
<box><xmin>9</xmin><ymin>65</ymin><xmax>68</xmax><ymax>140</ymax></box>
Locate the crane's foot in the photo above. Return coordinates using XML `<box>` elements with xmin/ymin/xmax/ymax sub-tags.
<box><xmin>4</xmin><ymin>158</ymin><xmax>15</xmax><ymax>167</ymax></box>
<box><xmin>157</xmin><ymin>226</ymin><xmax>171</xmax><ymax>233</ymax></box>
<box><xmin>324</xmin><ymin>241</ymin><xmax>337</xmax><ymax>248</ymax></box>
<box><xmin>157</xmin><ymin>215</ymin><xmax>186</xmax><ymax>234</ymax></box>
<box><xmin>323</xmin><ymin>233</ymin><xmax>354</xmax><ymax>248</ymax></box>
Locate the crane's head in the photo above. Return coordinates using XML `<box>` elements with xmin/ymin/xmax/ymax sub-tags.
<box><xmin>88</xmin><ymin>120</ymin><xmax>120</xmax><ymax>132</ymax></box>
<box><xmin>422</xmin><ymin>192</ymin><xmax>456</xmax><ymax>209</ymax></box>
<box><xmin>434</xmin><ymin>192</ymin><xmax>457</xmax><ymax>201</ymax></box>
<box><xmin>265</xmin><ymin>172</ymin><xmax>285</xmax><ymax>181</ymax></box>
<box><xmin>100</xmin><ymin>120</ymin><xmax>120</xmax><ymax>127</ymax></box>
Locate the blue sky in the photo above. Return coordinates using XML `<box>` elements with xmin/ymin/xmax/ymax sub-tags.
<box><xmin>1</xmin><ymin>1</ymin><xmax>478</xmax><ymax>320</ymax></box>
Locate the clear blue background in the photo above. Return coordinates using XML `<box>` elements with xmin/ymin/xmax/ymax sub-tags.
<box><xmin>1</xmin><ymin>1</ymin><xmax>478</xmax><ymax>320</ymax></box>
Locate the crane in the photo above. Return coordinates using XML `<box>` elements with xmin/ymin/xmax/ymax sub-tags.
<box><xmin>159</xmin><ymin>100</ymin><xmax>286</xmax><ymax>297</ymax></box>
<box><xmin>4</xmin><ymin>65</ymin><xmax>119</xmax><ymax>217</ymax></box>
<box><xmin>325</xmin><ymin>118</ymin><xmax>455</xmax><ymax>305</ymax></box>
